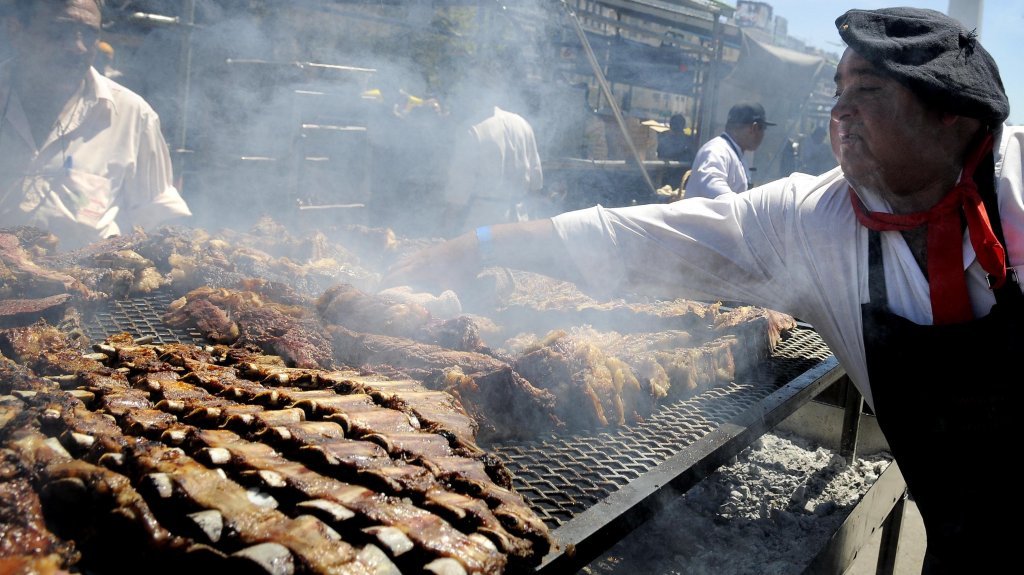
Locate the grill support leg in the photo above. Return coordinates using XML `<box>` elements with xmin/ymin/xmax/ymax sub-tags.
<box><xmin>838</xmin><ymin>376</ymin><xmax>864</xmax><ymax>461</ymax></box>
<box><xmin>875</xmin><ymin>491</ymin><xmax>907</xmax><ymax>575</ymax></box>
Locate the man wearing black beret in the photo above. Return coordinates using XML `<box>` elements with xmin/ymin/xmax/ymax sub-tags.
<box><xmin>830</xmin><ymin>8</ymin><xmax>1016</xmax><ymax>573</ymax></box>
<box><xmin>387</xmin><ymin>9</ymin><xmax>1022</xmax><ymax>572</ymax></box>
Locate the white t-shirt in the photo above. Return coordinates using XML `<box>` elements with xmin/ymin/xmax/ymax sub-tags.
<box><xmin>684</xmin><ymin>133</ymin><xmax>748</xmax><ymax>200</ymax></box>
<box><xmin>0</xmin><ymin>64</ymin><xmax>191</xmax><ymax>249</ymax></box>
<box><xmin>553</xmin><ymin>126</ymin><xmax>1024</xmax><ymax>409</ymax></box>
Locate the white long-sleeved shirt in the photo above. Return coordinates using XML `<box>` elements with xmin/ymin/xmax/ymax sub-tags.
<box><xmin>0</xmin><ymin>63</ymin><xmax>191</xmax><ymax>249</ymax></box>
<box><xmin>553</xmin><ymin>126</ymin><xmax>1024</xmax><ymax>410</ymax></box>
<box><xmin>684</xmin><ymin>133</ymin><xmax>748</xmax><ymax>200</ymax></box>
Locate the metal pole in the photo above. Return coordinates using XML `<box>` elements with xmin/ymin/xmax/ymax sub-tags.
<box><xmin>699</xmin><ymin>12</ymin><xmax>724</xmax><ymax>147</ymax></box>
<box><xmin>174</xmin><ymin>0</ymin><xmax>196</xmax><ymax>193</ymax></box>
<box><xmin>838</xmin><ymin>375</ymin><xmax>864</xmax><ymax>461</ymax></box>
<box><xmin>560</xmin><ymin>1</ymin><xmax>657</xmax><ymax>197</ymax></box>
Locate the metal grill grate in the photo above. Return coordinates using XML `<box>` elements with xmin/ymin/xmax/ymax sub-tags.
<box><xmin>83</xmin><ymin>290</ymin><xmax>204</xmax><ymax>345</ymax></box>
<box><xmin>489</xmin><ymin>328</ymin><xmax>833</xmax><ymax>529</ymax></box>
<box><xmin>80</xmin><ymin>294</ymin><xmax>833</xmax><ymax>532</ymax></box>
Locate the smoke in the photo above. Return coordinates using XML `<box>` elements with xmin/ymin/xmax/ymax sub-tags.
<box><xmin>121</xmin><ymin>1</ymin><xmax>817</xmax><ymax>245</ymax></box>
<box><xmin>113</xmin><ymin>1</ymin><xmax>577</xmax><ymax>241</ymax></box>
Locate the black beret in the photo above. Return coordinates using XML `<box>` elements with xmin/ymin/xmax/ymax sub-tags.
<box><xmin>836</xmin><ymin>7</ymin><xmax>1009</xmax><ymax>126</ymax></box>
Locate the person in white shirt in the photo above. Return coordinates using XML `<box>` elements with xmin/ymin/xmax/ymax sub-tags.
<box><xmin>443</xmin><ymin>104</ymin><xmax>543</xmax><ymax>237</ymax></box>
<box><xmin>0</xmin><ymin>0</ymin><xmax>191</xmax><ymax>250</ymax></box>
<box><xmin>386</xmin><ymin>8</ymin><xmax>1022</xmax><ymax>572</ymax></box>
<box><xmin>684</xmin><ymin>102</ymin><xmax>775</xmax><ymax>199</ymax></box>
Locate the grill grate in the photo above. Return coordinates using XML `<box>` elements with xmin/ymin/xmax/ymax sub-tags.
<box><xmin>80</xmin><ymin>293</ymin><xmax>833</xmax><ymax>532</ymax></box>
<box><xmin>83</xmin><ymin>291</ymin><xmax>204</xmax><ymax>345</ymax></box>
<box><xmin>488</xmin><ymin>328</ymin><xmax>833</xmax><ymax>529</ymax></box>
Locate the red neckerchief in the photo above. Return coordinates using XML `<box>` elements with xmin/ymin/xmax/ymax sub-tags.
<box><xmin>849</xmin><ymin>133</ymin><xmax>1005</xmax><ymax>325</ymax></box>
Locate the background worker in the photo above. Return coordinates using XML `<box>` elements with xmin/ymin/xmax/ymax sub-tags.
<box><xmin>0</xmin><ymin>0</ymin><xmax>191</xmax><ymax>250</ymax></box>
<box><xmin>684</xmin><ymin>102</ymin><xmax>774</xmax><ymax>199</ymax></box>
<box><xmin>656</xmin><ymin>113</ymin><xmax>695</xmax><ymax>190</ymax></box>
<box><xmin>441</xmin><ymin>61</ymin><xmax>543</xmax><ymax>238</ymax></box>
<box><xmin>385</xmin><ymin>8</ymin><xmax>1023</xmax><ymax>573</ymax></box>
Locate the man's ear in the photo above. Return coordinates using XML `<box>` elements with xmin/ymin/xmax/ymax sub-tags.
<box><xmin>940</xmin><ymin>113</ymin><xmax>960</xmax><ymax>127</ymax></box>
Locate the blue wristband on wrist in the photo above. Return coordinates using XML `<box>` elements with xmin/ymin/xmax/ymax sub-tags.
<box><xmin>475</xmin><ymin>226</ymin><xmax>494</xmax><ymax>264</ymax></box>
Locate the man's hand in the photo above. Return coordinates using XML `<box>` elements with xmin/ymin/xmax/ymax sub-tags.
<box><xmin>381</xmin><ymin>232</ymin><xmax>480</xmax><ymax>293</ymax></box>
<box><xmin>382</xmin><ymin>219</ymin><xmax>579</xmax><ymax>295</ymax></box>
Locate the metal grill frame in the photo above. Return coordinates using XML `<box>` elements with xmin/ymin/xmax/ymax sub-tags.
<box><xmin>82</xmin><ymin>294</ymin><xmax>840</xmax><ymax>574</ymax></box>
<box><xmin>534</xmin><ymin>357</ymin><xmax>844</xmax><ymax>573</ymax></box>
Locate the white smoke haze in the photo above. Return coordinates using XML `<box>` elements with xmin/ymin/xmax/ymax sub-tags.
<box><xmin>2</xmin><ymin>7</ymin><xmax>872</xmax><ymax>572</ymax></box>
<box><xmin>107</xmin><ymin>1</ymin><xmax>831</xmax><ymax>240</ymax></box>
<box><xmin>109</xmin><ymin>0</ymin><xmax>576</xmax><ymax>240</ymax></box>
<box><xmin>100</xmin><ymin>2</ymin><xmax>828</xmax><ymax>331</ymax></box>
<box><xmin>94</xmin><ymin>0</ymin><xmax>842</xmax><ymax>311</ymax></box>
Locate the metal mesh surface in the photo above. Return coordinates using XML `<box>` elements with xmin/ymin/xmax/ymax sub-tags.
<box><xmin>80</xmin><ymin>294</ymin><xmax>833</xmax><ymax>531</ymax></box>
<box><xmin>82</xmin><ymin>291</ymin><xmax>204</xmax><ymax>345</ymax></box>
<box><xmin>488</xmin><ymin>328</ymin><xmax>833</xmax><ymax>528</ymax></box>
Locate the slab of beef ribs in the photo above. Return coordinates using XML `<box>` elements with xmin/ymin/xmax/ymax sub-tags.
<box><xmin>327</xmin><ymin>324</ymin><xmax>562</xmax><ymax>441</ymax></box>
<box><xmin>0</xmin><ymin>443</ymin><xmax>81</xmax><ymax>572</ymax></box>
<box><xmin>503</xmin><ymin>304</ymin><xmax>798</xmax><ymax>431</ymax></box>
<box><xmin>0</xmin><ymin>324</ymin><xmax>553</xmax><ymax>574</ymax></box>
<box><xmin>713</xmin><ymin>306</ymin><xmax>798</xmax><ymax>372</ymax></box>
<box><xmin>477</xmin><ymin>269</ymin><xmax>724</xmax><ymax>338</ymax></box>
<box><xmin>0</xmin><ymin>232</ymin><xmax>94</xmax><ymax>300</ymax></box>
<box><xmin>511</xmin><ymin>330</ymin><xmax>654</xmax><ymax>430</ymax></box>
<box><xmin>0</xmin><ymin>294</ymin><xmax>74</xmax><ymax>329</ymax></box>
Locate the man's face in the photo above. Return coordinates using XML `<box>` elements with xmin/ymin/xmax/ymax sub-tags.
<box><xmin>830</xmin><ymin>48</ymin><xmax>947</xmax><ymax>196</ymax></box>
<box><xmin>11</xmin><ymin>1</ymin><xmax>101</xmax><ymax>89</ymax></box>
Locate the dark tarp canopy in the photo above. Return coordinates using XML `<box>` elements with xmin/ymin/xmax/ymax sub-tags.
<box><xmin>713</xmin><ymin>30</ymin><xmax>829</xmax><ymax>183</ymax></box>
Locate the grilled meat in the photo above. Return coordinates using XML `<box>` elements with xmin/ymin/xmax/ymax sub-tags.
<box><xmin>484</xmin><ymin>269</ymin><xmax>723</xmax><ymax>336</ymax></box>
<box><xmin>80</xmin><ymin>336</ymin><xmax>552</xmax><ymax>567</ymax></box>
<box><xmin>0</xmin><ymin>445</ymin><xmax>80</xmax><ymax>569</ymax></box>
<box><xmin>164</xmin><ymin>287</ymin><xmax>332</xmax><ymax>368</ymax></box>
<box><xmin>714</xmin><ymin>306</ymin><xmax>797</xmax><ymax>373</ymax></box>
<box><xmin>4</xmin><ymin>420</ymin><xmax>213</xmax><ymax>575</ymax></box>
<box><xmin>327</xmin><ymin>324</ymin><xmax>561</xmax><ymax>441</ymax></box>
<box><xmin>0</xmin><ymin>294</ymin><xmax>74</xmax><ymax>329</ymax></box>
<box><xmin>0</xmin><ymin>214</ymin><xmax>805</xmax><ymax>575</ymax></box>
<box><xmin>181</xmin><ymin>427</ymin><xmax>509</xmax><ymax>573</ymax></box>
<box><xmin>317</xmin><ymin>283</ymin><xmax>485</xmax><ymax>353</ymax></box>
<box><xmin>0</xmin><ymin>232</ymin><xmax>93</xmax><ymax>300</ymax></box>
<box><xmin>513</xmin><ymin>330</ymin><xmax>653</xmax><ymax>430</ymax></box>
<box><xmin>0</xmin><ymin>321</ymin><xmax>95</xmax><ymax>377</ymax></box>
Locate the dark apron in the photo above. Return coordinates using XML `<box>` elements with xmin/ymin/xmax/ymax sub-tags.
<box><xmin>862</xmin><ymin>227</ymin><xmax>1023</xmax><ymax>573</ymax></box>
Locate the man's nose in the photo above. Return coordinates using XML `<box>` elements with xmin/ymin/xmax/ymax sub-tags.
<box><xmin>831</xmin><ymin>93</ymin><xmax>853</xmax><ymax>121</ymax></box>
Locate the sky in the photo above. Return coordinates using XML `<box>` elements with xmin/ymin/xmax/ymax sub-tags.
<box><xmin>765</xmin><ymin>0</ymin><xmax>1024</xmax><ymax>124</ymax></box>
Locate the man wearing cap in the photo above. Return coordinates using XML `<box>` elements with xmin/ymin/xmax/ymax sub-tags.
<box><xmin>386</xmin><ymin>9</ymin><xmax>1022</xmax><ymax>571</ymax></box>
<box><xmin>683</xmin><ymin>102</ymin><xmax>775</xmax><ymax>200</ymax></box>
